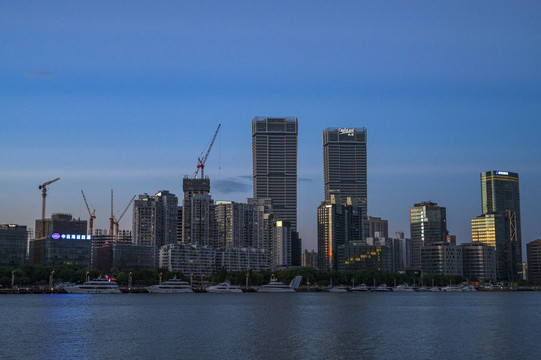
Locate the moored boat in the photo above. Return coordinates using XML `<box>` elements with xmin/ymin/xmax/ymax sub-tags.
<box><xmin>206</xmin><ymin>281</ymin><xmax>243</xmax><ymax>293</ymax></box>
<box><xmin>64</xmin><ymin>278</ymin><xmax>122</xmax><ymax>294</ymax></box>
<box><xmin>146</xmin><ymin>278</ymin><xmax>193</xmax><ymax>294</ymax></box>
<box><xmin>257</xmin><ymin>275</ymin><xmax>302</xmax><ymax>293</ymax></box>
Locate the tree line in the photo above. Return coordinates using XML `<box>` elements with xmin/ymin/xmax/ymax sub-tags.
<box><xmin>1</xmin><ymin>265</ymin><xmax>531</xmax><ymax>288</ymax></box>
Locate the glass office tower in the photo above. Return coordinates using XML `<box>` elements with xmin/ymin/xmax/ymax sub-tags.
<box><xmin>478</xmin><ymin>170</ymin><xmax>522</xmax><ymax>281</ymax></box>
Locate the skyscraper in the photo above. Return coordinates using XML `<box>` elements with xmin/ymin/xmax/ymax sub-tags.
<box><xmin>323</xmin><ymin>127</ymin><xmax>367</xmax><ymax>216</ymax></box>
<box><xmin>252</xmin><ymin>117</ymin><xmax>298</xmax><ymax>229</ymax></box>
<box><xmin>478</xmin><ymin>170</ymin><xmax>522</xmax><ymax>281</ymax></box>
<box><xmin>409</xmin><ymin>201</ymin><xmax>448</xmax><ymax>270</ymax></box>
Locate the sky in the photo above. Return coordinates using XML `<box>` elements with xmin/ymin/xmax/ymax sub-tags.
<box><xmin>1</xmin><ymin>1</ymin><xmax>541</xmax><ymax>253</ymax></box>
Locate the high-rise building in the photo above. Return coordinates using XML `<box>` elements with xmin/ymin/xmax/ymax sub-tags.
<box><xmin>471</xmin><ymin>213</ymin><xmax>507</xmax><ymax>280</ymax></box>
<box><xmin>526</xmin><ymin>239</ymin><xmax>541</xmax><ymax>282</ymax></box>
<box><xmin>252</xmin><ymin>117</ymin><xmax>298</xmax><ymax>229</ymax></box>
<box><xmin>366</xmin><ymin>216</ymin><xmax>388</xmax><ymax>238</ymax></box>
<box><xmin>479</xmin><ymin>170</ymin><xmax>522</xmax><ymax>281</ymax></box>
<box><xmin>301</xmin><ymin>249</ymin><xmax>318</xmax><ymax>268</ymax></box>
<box><xmin>323</xmin><ymin>127</ymin><xmax>367</xmax><ymax>230</ymax></box>
<box><xmin>181</xmin><ymin>177</ymin><xmax>211</xmax><ymax>245</ymax></box>
<box><xmin>317</xmin><ymin>195</ymin><xmax>363</xmax><ymax>271</ymax></box>
<box><xmin>132</xmin><ymin>191</ymin><xmax>178</xmax><ymax>249</ymax></box>
<box><xmin>410</xmin><ymin>201</ymin><xmax>448</xmax><ymax>270</ymax></box>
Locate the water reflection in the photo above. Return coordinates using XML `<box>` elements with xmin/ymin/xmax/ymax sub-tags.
<box><xmin>1</xmin><ymin>293</ymin><xmax>540</xmax><ymax>359</ymax></box>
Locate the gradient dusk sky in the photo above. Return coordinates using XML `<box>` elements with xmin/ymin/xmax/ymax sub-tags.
<box><xmin>1</xmin><ymin>1</ymin><xmax>540</xmax><ymax>252</ymax></box>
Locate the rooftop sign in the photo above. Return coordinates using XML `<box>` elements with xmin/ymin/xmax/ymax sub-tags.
<box><xmin>51</xmin><ymin>233</ymin><xmax>91</xmax><ymax>240</ymax></box>
<box><xmin>338</xmin><ymin>128</ymin><xmax>355</xmax><ymax>136</ymax></box>
<box><xmin>496</xmin><ymin>171</ymin><xmax>509</xmax><ymax>175</ymax></box>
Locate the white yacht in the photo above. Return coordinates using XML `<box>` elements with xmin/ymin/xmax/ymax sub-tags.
<box><xmin>461</xmin><ymin>285</ymin><xmax>477</xmax><ymax>292</ymax></box>
<box><xmin>441</xmin><ymin>285</ymin><xmax>463</xmax><ymax>292</ymax></box>
<box><xmin>351</xmin><ymin>284</ymin><xmax>370</xmax><ymax>292</ymax></box>
<box><xmin>428</xmin><ymin>286</ymin><xmax>441</xmax><ymax>292</ymax></box>
<box><xmin>373</xmin><ymin>284</ymin><xmax>391</xmax><ymax>292</ymax></box>
<box><xmin>257</xmin><ymin>275</ymin><xmax>302</xmax><ymax>293</ymax></box>
<box><xmin>328</xmin><ymin>285</ymin><xmax>350</xmax><ymax>293</ymax></box>
<box><xmin>146</xmin><ymin>278</ymin><xmax>193</xmax><ymax>294</ymax></box>
<box><xmin>393</xmin><ymin>284</ymin><xmax>415</xmax><ymax>292</ymax></box>
<box><xmin>64</xmin><ymin>278</ymin><xmax>122</xmax><ymax>294</ymax></box>
<box><xmin>206</xmin><ymin>281</ymin><xmax>243</xmax><ymax>293</ymax></box>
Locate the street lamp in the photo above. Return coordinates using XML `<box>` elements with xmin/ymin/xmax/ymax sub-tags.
<box><xmin>49</xmin><ymin>270</ymin><xmax>55</xmax><ymax>290</ymax></box>
<box><xmin>86</xmin><ymin>271</ymin><xmax>90</xmax><ymax>282</ymax></box>
<box><xmin>159</xmin><ymin>272</ymin><xmax>163</xmax><ymax>285</ymax></box>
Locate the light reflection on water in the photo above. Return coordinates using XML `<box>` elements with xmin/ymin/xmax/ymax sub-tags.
<box><xmin>0</xmin><ymin>292</ymin><xmax>540</xmax><ymax>359</ymax></box>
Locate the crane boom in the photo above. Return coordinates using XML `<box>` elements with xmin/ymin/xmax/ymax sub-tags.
<box><xmin>81</xmin><ymin>190</ymin><xmax>96</xmax><ymax>236</ymax></box>
<box><xmin>114</xmin><ymin>194</ymin><xmax>136</xmax><ymax>242</ymax></box>
<box><xmin>195</xmin><ymin>123</ymin><xmax>221</xmax><ymax>179</ymax></box>
<box><xmin>38</xmin><ymin>178</ymin><xmax>60</xmax><ymax>238</ymax></box>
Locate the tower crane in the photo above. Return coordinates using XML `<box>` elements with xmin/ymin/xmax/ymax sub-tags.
<box><xmin>194</xmin><ymin>123</ymin><xmax>221</xmax><ymax>179</ymax></box>
<box><xmin>38</xmin><ymin>177</ymin><xmax>60</xmax><ymax>238</ymax></box>
<box><xmin>113</xmin><ymin>194</ymin><xmax>136</xmax><ymax>242</ymax></box>
<box><xmin>109</xmin><ymin>190</ymin><xmax>115</xmax><ymax>239</ymax></box>
<box><xmin>81</xmin><ymin>190</ymin><xmax>96</xmax><ymax>236</ymax></box>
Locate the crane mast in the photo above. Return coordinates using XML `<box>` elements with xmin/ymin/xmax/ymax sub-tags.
<box><xmin>38</xmin><ymin>178</ymin><xmax>60</xmax><ymax>238</ymax></box>
<box><xmin>195</xmin><ymin>123</ymin><xmax>221</xmax><ymax>179</ymax></box>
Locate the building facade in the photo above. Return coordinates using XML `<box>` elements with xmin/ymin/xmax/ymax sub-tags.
<box><xmin>410</xmin><ymin>202</ymin><xmax>448</xmax><ymax>270</ymax></box>
<box><xmin>323</xmin><ymin>127</ymin><xmax>367</xmax><ymax>211</ymax></box>
<box><xmin>480</xmin><ymin>170</ymin><xmax>522</xmax><ymax>281</ymax></box>
<box><xmin>460</xmin><ymin>242</ymin><xmax>497</xmax><ymax>281</ymax></box>
<box><xmin>181</xmin><ymin>177</ymin><xmax>211</xmax><ymax>245</ymax></box>
<box><xmin>95</xmin><ymin>242</ymin><xmax>155</xmax><ymax>273</ymax></box>
<box><xmin>301</xmin><ymin>249</ymin><xmax>318</xmax><ymax>268</ymax></box>
<box><xmin>159</xmin><ymin>243</ymin><xmax>215</xmax><ymax>278</ymax></box>
<box><xmin>35</xmin><ymin>213</ymin><xmax>87</xmax><ymax>239</ymax></box>
<box><xmin>420</xmin><ymin>242</ymin><xmax>463</xmax><ymax>276</ymax></box>
<box><xmin>252</xmin><ymin>117</ymin><xmax>298</xmax><ymax>229</ymax></box>
<box><xmin>0</xmin><ymin>224</ymin><xmax>28</xmax><ymax>267</ymax></box>
<box><xmin>132</xmin><ymin>191</ymin><xmax>178</xmax><ymax>249</ymax></box>
<box><xmin>317</xmin><ymin>195</ymin><xmax>363</xmax><ymax>271</ymax></box>
<box><xmin>527</xmin><ymin>239</ymin><xmax>541</xmax><ymax>282</ymax></box>
<box><xmin>337</xmin><ymin>242</ymin><xmax>391</xmax><ymax>272</ymax></box>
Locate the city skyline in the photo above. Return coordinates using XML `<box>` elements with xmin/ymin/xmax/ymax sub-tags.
<box><xmin>1</xmin><ymin>2</ymin><xmax>541</xmax><ymax>253</ymax></box>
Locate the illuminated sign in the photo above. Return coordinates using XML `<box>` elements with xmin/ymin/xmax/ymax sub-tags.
<box><xmin>51</xmin><ymin>234</ymin><xmax>92</xmax><ymax>240</ymax></box>
<box><xmin>338</xmin><ymin>128</ymin><xmax>355</xmax><ymax>136</ymax></box>
<box><xmin>496</xmin><ymin>171</ymin><xmax>509</xmax><ymax>176</ymax></box>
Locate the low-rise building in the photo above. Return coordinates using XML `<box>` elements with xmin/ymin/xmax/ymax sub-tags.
<box><xmin>460</xmin><ymin>242</ymin><xmax>497</xmax><ymax>281</ymax></box>
<box><xmin>337</xmin><ymin>242</ymin><xmax>391</xmax><ymax>272</ymax></box>
<box><xmin>215</xmin><ymin>247</ymin><xmax>270</xmax><ymax>272</ymax></box>
<box><xmin>159</xmin><ymin>243</ymin><xmax>215</xmax><ymax>277</ymax></box>
<box><xmin>0</xmin><ymin>224</ymin><xmax>28</xmax><ymax>267</ymax></box>
<box><xmin>421</xmin><ymin>242</ymin><xmax>463</xmax><ymax>276</ymax></box>
<box><xmin>94</xmin><ymin>242</ymin><xmax>155</xmax><ymax>273</ymax></box>
<box><xmin>29</xmin><ymin>233</ymin><xmax>91</xmax><ymax>267</ymax></box>
<box><xmin>527</xmin><ymin>239</ymin><xmax>541</xmax><ymax>282</ymax></box>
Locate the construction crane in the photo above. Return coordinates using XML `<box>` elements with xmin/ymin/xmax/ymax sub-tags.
<box><xmin>194</xmin><ymin>123</ymin><xmax>221</xmax><ymax>179</ymax></box>
<box><xmin>81</xmin><ymin>190</ymin><xmax>96</xmax><ymax>236</ymax></box>
<box><xmin>113</xmin><ymin>194</ymin><xmax>136</xmax><ymax>242</ymax></box>
<box><xmin>38</xmin><ymin>178</ymin><xmax>60</xmax><ymax>238</ymax></box>
<box><xmin>109</xmin><ymin>190</ymin><xmax>115</xmax><ymax>240</ymax></box>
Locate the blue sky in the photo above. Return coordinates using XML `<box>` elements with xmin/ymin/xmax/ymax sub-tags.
<box><xmin>1</xmin><ymin>1</ymin><xmax>540</xmax><ymax>252</ymax></box>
